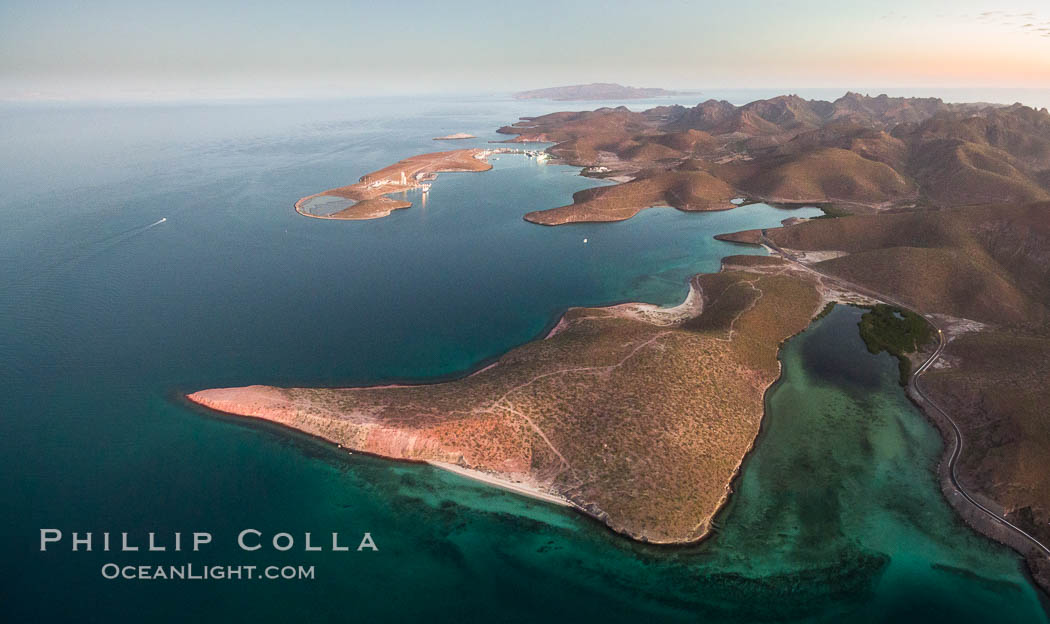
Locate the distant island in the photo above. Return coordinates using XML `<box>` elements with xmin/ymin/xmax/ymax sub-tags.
<box><xmin>433</xmin><ymin>133</ymin><xmax>476</xmax><ymax>140</ymax></box>
<box><xmin>513</xmin><ymin>83</ymin><xmax>678</xmax><ymax>101</ymax></box>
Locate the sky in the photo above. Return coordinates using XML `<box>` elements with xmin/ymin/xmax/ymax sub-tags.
<box><xmin>1</xmin><ymin>0</ymin><xmax>1049</xmax><ymax>101</ymax></box>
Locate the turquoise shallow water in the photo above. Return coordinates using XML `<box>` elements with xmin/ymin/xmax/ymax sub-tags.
<box><xmin>0</xmin><ymin>95</ymin><xmax>1046</xmax><ymax>622</ymax></box>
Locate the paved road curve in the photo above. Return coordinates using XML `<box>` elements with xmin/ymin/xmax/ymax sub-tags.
<box><xmin>760</xmin><ymin>233</ymin><xmax>1050</xmax><ymax>560</ymax></box>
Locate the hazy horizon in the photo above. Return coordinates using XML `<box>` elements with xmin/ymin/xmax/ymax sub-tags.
<box><xmin>3</xmin><ymin>88</ymin><xmax>1050</xmax><ymax>113</ymax></box>
<box><xmin>2</xmin><ymin>0</ymin><xmax>1049</xmax><ymax>104</ymax></box>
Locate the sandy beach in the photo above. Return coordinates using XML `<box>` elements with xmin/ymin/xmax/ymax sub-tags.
<box><xmin>426</xmin><ymin>461</ymin><xmax>574</xmax><ymax>507</ymax></box>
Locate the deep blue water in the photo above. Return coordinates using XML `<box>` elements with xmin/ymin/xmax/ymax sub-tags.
<box><xmin>1</xmin><ymin>95</ymin><xmax>1046</xmax><ymax>622</ymax></box>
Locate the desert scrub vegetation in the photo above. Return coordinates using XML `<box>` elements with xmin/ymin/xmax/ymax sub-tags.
<box><xmin>814</xmin><ymin>302</ymin><xmax>837</xmax><ymax>321</ymax></box>
<box><xmin>192</xmin><ymin>267</ymin><xmax>825</xmax><ymax>543</ymax></box>
<box><xmin>813</xmin><ymin>203</ymin><xmax>851</xmax><ymax>219</ymax></box>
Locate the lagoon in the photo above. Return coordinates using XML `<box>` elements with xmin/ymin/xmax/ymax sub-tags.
<box><xmin>0</xmin><ymin>95</ymin><xmax>1045</xmax><ymax>622</ymax></box>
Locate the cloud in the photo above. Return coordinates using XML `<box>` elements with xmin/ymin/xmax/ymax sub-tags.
<box><xmin>975</xmin><ymin>9</ymin><xmax>1050</xmax><ymax>37</ymax></box>
<box><xmin>880</xmin><ymin>11</ymin><xmax>908</xmax><ymax>21</ymax></box>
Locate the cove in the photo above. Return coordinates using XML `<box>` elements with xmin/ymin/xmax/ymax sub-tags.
<box><xmin>1</xmin><ymin>98</ymin><xmax>1046</xmax><ymax>622</ymax></box>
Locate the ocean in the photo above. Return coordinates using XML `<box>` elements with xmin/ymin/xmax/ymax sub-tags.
<box><xmin>1</xmin><ymin>93</ymin><xmax>1047</xmax><ymax>622</ymax></box>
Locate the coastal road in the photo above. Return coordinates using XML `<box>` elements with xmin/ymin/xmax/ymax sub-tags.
<box><xmin>911</xmin><ymin>328</ymin><xmax>1050</xmax><ymax>558</ymax></box>
<box><xmin>760</xmin><ymin>233</ymin><xmax>1050</xmax><ymax>561</ymax></box>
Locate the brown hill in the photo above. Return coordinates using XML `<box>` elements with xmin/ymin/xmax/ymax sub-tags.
<box><xmin>525</xmin><ymin>170</ymin><xmax>734</xmax><ymax>224</ymax></box>
<box><xmin>741</xmin><ymin>147</ymin><xmax>917</xmax><ymax>205</ymax></box>
<box><xmin>772</xmin><ymin>122</ymin><xmax>909</xmax><ymax>170</ymax></box>
<box><xmin>663</xmin><ymin>99</ymin><xmax>739</xmax><ymax>133</ymax></box>
<box><xmin>767</xmin><ymin>203</ymin><xmax>1050</xmax><ymax>327</ymax></box>
<box><xmin>653</xmin><ymin>128</ymin><xmax>719</xmax><ymax>153</ymax></box>
<box><xmin>620</xmin><ymin>141</ymin><xmax>684</xmax><ymax>162</ymax></box>
<box><xmin>816</xmin><ymin>246</ymin><xmax>1038</xmax><ymax>325</ymax></box>
<box><xmin>830</xmin><ymin>92</ymin><xmax>961</xmax><ymax>126</ymax></box>
<box><xmin>665</xmin><ymin>95</ymin><xmax>826</xmax><ymax>137</ymax></box>
<box><xmin>849</xmin><ymin>131</ymin><xmax>910</xmax><ymax>170</ymax></box>
<box><xmin>910</xmin><ymin>140</ymin><xmax>1049</xmax><ymax>206</ymax></box>
<box><xmin>897</xmin><ymin>103</ymin><xmax>1050</xmax><ymax>170</ymax></box>
<box><xmin>737</xmin><ymin>95</ymin><xmax>829</xmax><ymax>133</ymax></box>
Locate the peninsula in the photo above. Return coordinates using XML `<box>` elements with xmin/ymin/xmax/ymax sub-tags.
<box><xmin>190</xmin><ymin>260</ymin><xmax>828</xmax><ymax>543</ymax></box>
<box><xmin>294</xmin><ymin>148</ymin><xmax>497</xmax><ymax>220</ymax></box>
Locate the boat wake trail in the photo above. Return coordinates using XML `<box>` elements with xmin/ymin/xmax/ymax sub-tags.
<box><xmin>64</xmin><ymin>216</ymin><xmax>169</xmax><ymax>264</ymax></box>
<box><xmin>0</xmin><ymin>217</ymin><xmax>168</xmax><ymax>296</ymax></box>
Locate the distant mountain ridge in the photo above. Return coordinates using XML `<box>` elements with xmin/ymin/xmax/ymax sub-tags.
<box><xmin>661</xmin><ymin>92</ymin><xmax>996</xmax><ymax>134</ymax></box>
<box><xmin>495</xmin><ymin>92</ymin><xmax>1050</xmax><ymax>219</ymax></box>
<box><xmin>513</xmin><ymin>83</ymin><xmax>677</xmax><ymax>101</ymax></box>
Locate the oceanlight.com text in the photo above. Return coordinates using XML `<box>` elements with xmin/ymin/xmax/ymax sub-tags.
<box><xmin>100</xmin><ymin>563</ymin><xmax>316</xmax><ymax>581</ymax></box>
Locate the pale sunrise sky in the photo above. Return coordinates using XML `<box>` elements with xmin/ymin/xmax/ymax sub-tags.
<box><xmin>2</xmin><ymin>0</ymin><xmax>1049</xmax><ymax>101</ymax></box>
